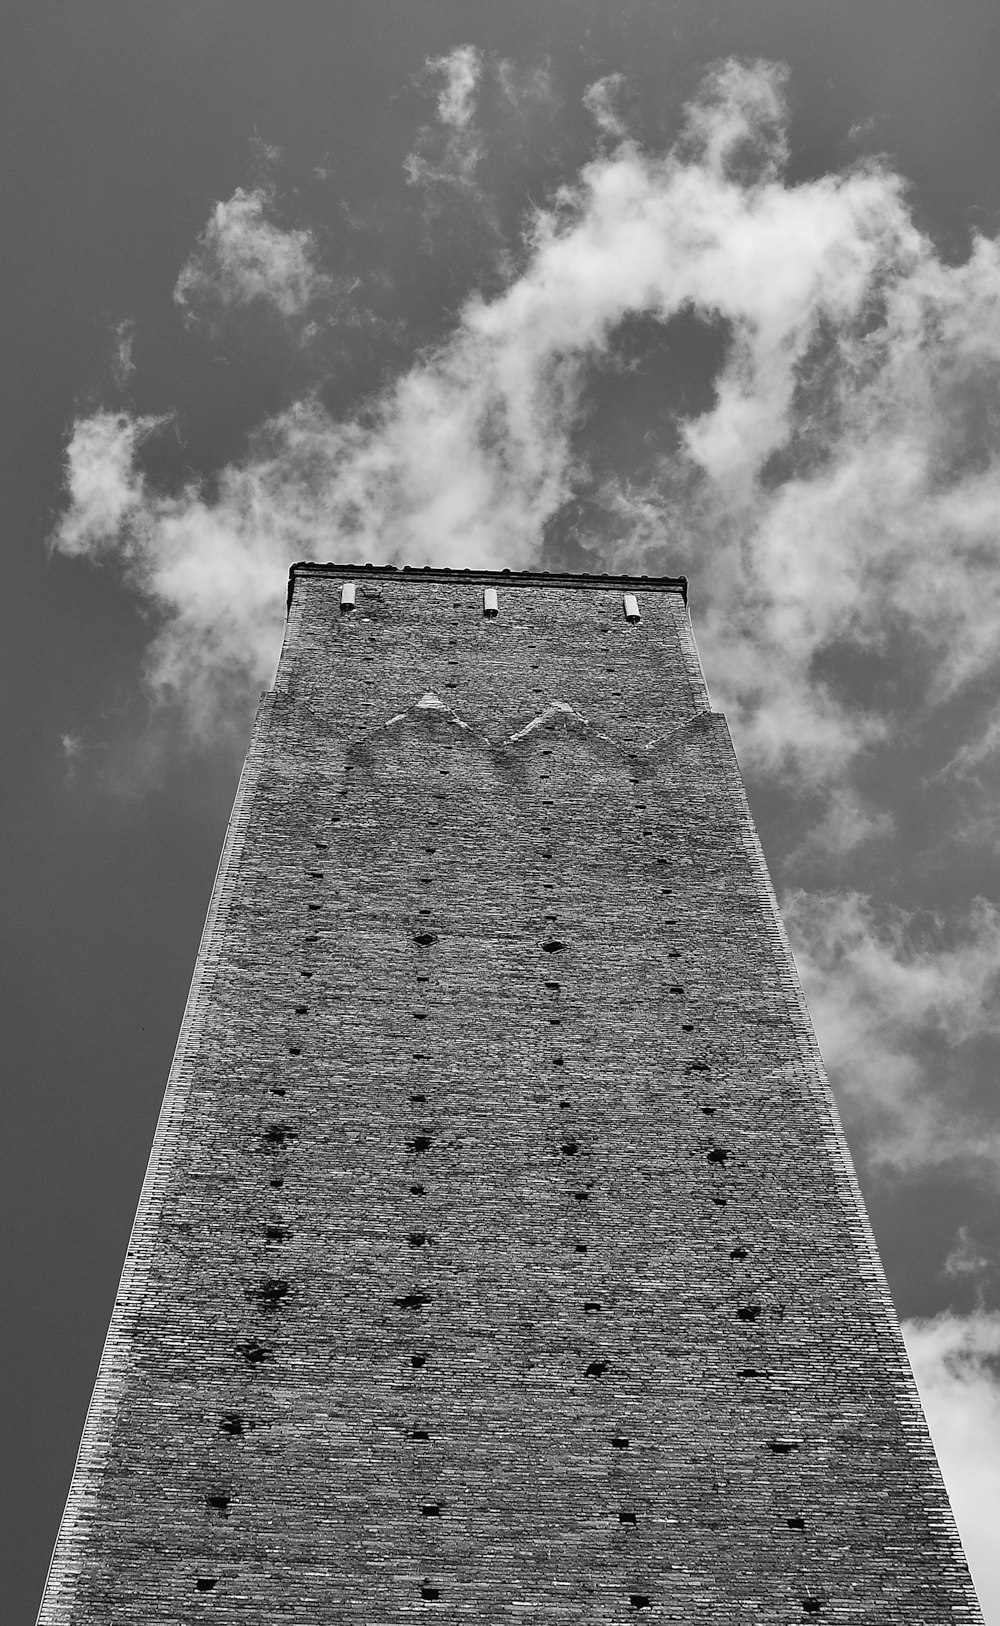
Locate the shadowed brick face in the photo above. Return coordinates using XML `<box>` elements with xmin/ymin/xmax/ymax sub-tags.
<box><xmin>40</xmin><ymin>567</ymin><xmax>981</xmax><ymax>1623</ymax></box>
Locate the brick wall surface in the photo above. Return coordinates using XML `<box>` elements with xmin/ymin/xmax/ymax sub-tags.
<box><xmin>38</xmin><ymin>567</ymin><xmax>982</xmax><ymax>1624</ymax></box>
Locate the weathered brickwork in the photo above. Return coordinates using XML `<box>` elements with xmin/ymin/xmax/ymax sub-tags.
<box><xmin>39</xmin><ymin>566</ymin><xmax>981</xmax><ymax>1624</ymax></box>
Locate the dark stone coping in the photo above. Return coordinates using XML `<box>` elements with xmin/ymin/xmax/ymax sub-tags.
<box><xmin>287</xmin><ymin>561</ymin><xmax>688</xmax><ymax>611</ymax></box>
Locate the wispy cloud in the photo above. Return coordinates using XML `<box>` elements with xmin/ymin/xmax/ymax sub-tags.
<box><xmin>583</xmin><ymin>74</ymin><xmax>629</xmax><ymax>142</ymax></box>
<box><xmin>404</xmin><ymin>45</ymin><xmax>555</xmax><ymax>219</ymax></box>
<box><xmin>430</xmin><ymin>43</ymin><xmax>482</xmax><ymax>133</ymax></box>
<box><xmin>944</xmin><ymin>1227</ymin><xmax>996</xmax><ymax>1288</ymax></box>
<box><xmin>404</xmin><ymin>45</ymin><xmax>486</xmax><ymax>195</ymax></box>
<box><xmin>903</xmin><ymin>1311</ymin><xmax>1000</xmax><ymax>1617</ymax></box>
<box><xmin>51</xmin><ymin>57</ymin><xmax>1000</xmax><ymax>805</ymax></box>
<box><xmin>55</xmin><ymin>410</ymin><xmax>165</xmax><ymax>561</ymax></box>
<box><xmin>52</xmin><ymin>408</ymin><xmax>292</xmax><ymax>740</ymax></box>
<box><xmin>174</xmin><ymin>184</ymin><xmax>330</xmax><ymax>329</ymax></box>
<box><xmin>110</xmin><ymin>319</ymin><xmax>136</xmax><ymax>388</ymax></box>
<box><xmin>784</xmin><ymin>787</ymin><xmax>894</xmax><ymax>869</ymax></box>
<box><xmin>784</xmin><ymin>889</ymin><xmax>1000</xmax><ymax>1172</ymax></box>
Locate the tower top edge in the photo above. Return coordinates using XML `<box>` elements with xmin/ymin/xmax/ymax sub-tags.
<box><xmin>286</xmin><ymin>561</ymin><xmax>688</xmax><ymax>612</ymax></box>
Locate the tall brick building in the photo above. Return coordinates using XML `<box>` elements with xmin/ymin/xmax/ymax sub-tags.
<box><xmin>40</xmin><ymin>566</ymin><xmax>981</xmax><ymax>1622</ymax></box>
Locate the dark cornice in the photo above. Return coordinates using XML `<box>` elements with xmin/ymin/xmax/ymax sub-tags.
<box><xmin>287</xmin><ymin>561</ymin><xmax>688</xmax><ymax>612</ymax></box>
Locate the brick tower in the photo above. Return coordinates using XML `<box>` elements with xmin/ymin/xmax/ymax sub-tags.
<box><xmin>39</xmin><ymin>566</ymin><xmax>981</xmax><ymax>1623</ymax></box>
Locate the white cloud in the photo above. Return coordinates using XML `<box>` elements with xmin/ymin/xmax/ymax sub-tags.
<box><xmin>59</xmin><ymin>732</ymin><xmax>87</xmax><ymax>785</ymax></box>
<box><xmin>583</xmin><ymin>74</ymin><xmax>628</xmax><ymax>142</ymax></box>
<box><xmin>430</xmin><ymin>43</ymin><xmax>482</xmax><ymax>131</ymax></box>
<box><xmin>174</xmin><ymin>186</ymin><xmax>329</xmax><ymax>324</ymax></box>
<box><xmin>53</xmin><ymin>409</ymin><xmax>299</xmax><ymax>739</ymax></box>
<box><xmin>405</xmin><ymin>47</ymin><xmax>554</xmax><ymax>207</ymax></box>
<box><xmin>405</xmin><ymin>45</ymin><xmax>484</xmax><ymax>193</ymax></box>
<box><xmin>941</xmin><ymin>714</ymin><xmax>1000</xmax><ymax>782</ymax></box>
<box><xmin>111</xmin><ymin>319</ymin><xmax>135</xmax><ymax>388</ymax></box>
<box><xmin>679</xmin><ymin>57</ymin><xmax>790</xmax><ymax>183</ymax></box>
<box><xmin>944</xmin><ymin>1226</ymin><xmax>994</xmax><ymax>1284</ymax></box>
<box><xmin>52</xmin><ymin>58</ymin><xmax>1000</xmax><ymax>796</ymax></box>
<box><xmin>54</xmin><ymin>411</ymin><xmax>162</xmax><ymax>561</ymax></box>
<box><xmin>903</xmin><ymin>1311</ymin><xmax>1000</xmax><ymax>1620</ymax></box>
<box><xmin>495</xmin><ymin>57</ymin><xmax>555</xmax><ymax>119</ymax></box>
<box><xmin>783</xmin><ymin>889</ymin><xmax>1000</xmax><ymax>1171</ymax></box>
<box><xmin>785</xmin><ymin>787</ymin><xmax>895</xmax><ymax>867</ymax></box>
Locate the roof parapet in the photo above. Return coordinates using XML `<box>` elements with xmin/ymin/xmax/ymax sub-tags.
<box><xmin>286</xmin><ymin>561</ymin><xmax>688</xmax><ymax>612</ymax></box>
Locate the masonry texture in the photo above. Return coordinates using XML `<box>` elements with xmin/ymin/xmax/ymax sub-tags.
<box><xmin>40</xmin><ymin>566</ymin><xmax>981</xmax><ymax>1624</ymax></box>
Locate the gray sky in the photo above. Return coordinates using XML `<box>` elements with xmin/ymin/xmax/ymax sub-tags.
<box><xmin>6</xmin><ymin>4</ymin><xmax>1000</xmax><ymax>1619</ymax></box>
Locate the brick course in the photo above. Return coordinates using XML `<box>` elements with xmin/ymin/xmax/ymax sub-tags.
<box><xmin>38</xmin><ymin>566</ymin><xmax>981</xmax><ymax>1623</ymax></box>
